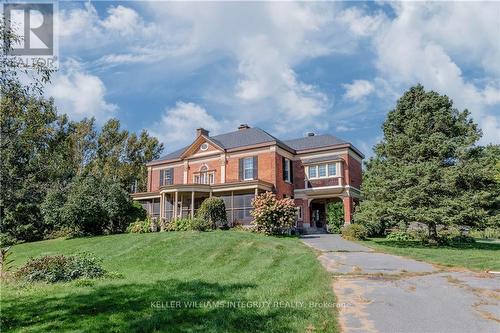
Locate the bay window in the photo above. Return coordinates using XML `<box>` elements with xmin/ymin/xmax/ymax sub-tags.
<box><xmin>307</xmin><ymin>162</ymin><xmax>339</xmax><ymax>179</ymax></box>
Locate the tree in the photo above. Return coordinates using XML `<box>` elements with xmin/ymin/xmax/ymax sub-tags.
<box><xmin>326</xmin><ymin>201</ymin><xmax>344</xmax><ymax>233</ymax></box>
<box><xmin>355</xmin><ymin>85</ymin><xmax>485</xmax><ymax>241</ymax></box>
<box><xmin>89</xmin><ymin>119</ymin><xmax>163</xmax><ymax>192</ymax></box>
<box><xmin>0</xmin><ymin>20</ymin><xmax>161</xmax><ymax>242</ymax></box>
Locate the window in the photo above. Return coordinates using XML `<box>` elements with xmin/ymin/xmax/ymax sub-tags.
<box><xmin>307</xmin><ymin>162</ymin><xmax>338</xmax><ymax>179</ymax></box>
<box><xmin>308</xmin><ymin>165</ymin><xmax>317</xmax><ymax>178</ymax></box>
<box><xmin>296</xmin><ymin>206</ymin><xmax>303</xmax><ymax>220</ymax></box>
<box><xmin>283</xmin><ymin>158</ymin><xmax>292</xmax><ymax>182</ymax></box>
<box><xmin>328</xmin><ymin>163</ymin><xmax>337</xmax><ymax>176</ymax></box>
<box><xmin>200</xmin><ymin>143</ymin><xmax>209</xmax><ymax>151</ymax></box>
<box><xmin>160</xmin><ymin>168</ymin><xmax>173</xmax><ymax>186</ymax></box>
<box><xmin>243</xmin><ymin>157</ymin><xmax>254</xmax><ymax>180</ymax></box>
<box><xmin>318</xmin><ymin>164</ymin><xmax>326</xmax><ymax>177</ymax></box>
<box><xmin>194</xmin><ymin>167</ymin><xmax>215</xmax><ymax>185</ymax></box>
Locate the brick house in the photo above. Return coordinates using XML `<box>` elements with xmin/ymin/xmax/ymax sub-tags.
<box><xmin>132</xmin><ymin>124</ymin><xmax>363</xmax><ymax>231</ymax></box>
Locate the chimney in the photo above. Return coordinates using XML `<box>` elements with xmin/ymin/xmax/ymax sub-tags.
<box><xmin>307</xmin><ymin>132</ymin><xmax>315</xmax><ymax>137</ymax></box>
<box><xmin>196</xmin><ymin>128</ymin><xmax>209</xmax><ymax>137</ymax></box>
<box><xmin>238</xmin><ymin>124</ymin><xmax>250</xmax><ymax>130</ymax></box>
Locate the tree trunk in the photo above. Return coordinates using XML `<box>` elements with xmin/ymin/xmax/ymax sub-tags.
<box><xmin>428</xmin><ymin>222</ymin><xmax>438</xmax><ymax>243</ymax></box>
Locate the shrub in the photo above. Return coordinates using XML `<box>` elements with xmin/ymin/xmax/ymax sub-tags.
<box><xmin>15</xmin><ymin>253</ymin><xmax>105</xmax><ymax>283</ymax></box>
<box><xmin>251</xmin><ymin>192</ymin><xmax>296</xmax><ymax>235</ymax></box>
<box><xmin>196</xmin><ymin>197</ymin><xmax>227</xmax><ymax>229</ymax></box>
<box><xmin>470</xmin><ymin>227</ymin><xmax>500</xmax><ymax>240</ymax></box>
<box><xmin>189</xmin><ymin>218</ymin><xmax>212</xmax><ymax>231</ymax></box>
<box><xmin>437</xmin><ymin>227</ymin><xmax>476</xmax><ymax>245</ymax></box>
<box><xmin>326</xmin><ymin>201</ymin><xmax>344</xmax><ymax>234</ymax></box>
<box><xmin>126</xmin><ymin>218</ymin><xmax>153</xmax><ymax>233</ymax></box>
<box><xmin>165</xmin><ymin>218</ymin><xmax>191</xmax><ymax>231</ymax></box>
<box><xmin>164</xmin><ymin>218</ymin><xmax>212</xmax><ymax>232</ymax></box>
<box><xmin>341</xmin><ymin>224</ymin><xmax>368</xmax><ymax>241</ymax></box>
<box><xmin>386</xmin><ymin>230</ymin><xmax>413</xmax><ymax>242</ymax></box>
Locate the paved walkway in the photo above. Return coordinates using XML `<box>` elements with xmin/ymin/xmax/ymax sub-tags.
<box><xmin>301</xmin><ymin>234</ymin><xmax>500</xmax><ymax>333</ymax></box>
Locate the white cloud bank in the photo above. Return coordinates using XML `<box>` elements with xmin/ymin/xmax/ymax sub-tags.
<box><xmin>56</xmin><ymin>2</ymin><xmax>500</xmax><ymax>145</ymax></box>
<box><xmin>150</xmin><ymin>102</ymin><xmax>222</xmax><ymax>148</ymax></box>
<box><xmin>47</xmin><ymin>60</ymin><xmax>117</xmax><ymax>123</ymax></box>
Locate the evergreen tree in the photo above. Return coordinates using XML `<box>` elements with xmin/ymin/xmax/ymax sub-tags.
<box><xmin>354</xmin><ymin>85</ymin><xmax>492</xmax><ymax>241</ymax></box>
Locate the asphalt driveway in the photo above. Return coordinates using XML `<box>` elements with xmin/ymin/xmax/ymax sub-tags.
<box><xmin>301</xmin><ymin>234</ymin><xmax>500</xmax><ymax>333</ymax></box>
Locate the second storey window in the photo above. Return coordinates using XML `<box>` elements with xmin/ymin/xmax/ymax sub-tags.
<box><xmin>239</xmin><ymin>156</ymin><xmax>258</xmax><ymax>181</ymax></box>
<box><xmin>194</xmin><ymin>165</ymin><xmax>215</xmax><ymax>184</ymax></box>
<box><xmin>159</xmin><ymin>168</ymin><xmax>174</xmax><ymax>186</ymax></box>
<box><xmin>282</xmin><ymin>157</ymin><xmax>293</xmax><ymax>183</ymax></box>
<box><xmin>307</xmin><ymin>162</ymin><xmax>338</xmax><ymax>179</ymax></box>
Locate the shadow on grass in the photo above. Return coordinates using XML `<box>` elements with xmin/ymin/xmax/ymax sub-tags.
<box><xmin>372</xmin><ymin>239</ymin><xmax>500</xmax><ymax>251</ymax></box>
<box><xmin>1</xmin><ymin>279</ymin><xmax>301</xmax><ymax>332</ymax></box>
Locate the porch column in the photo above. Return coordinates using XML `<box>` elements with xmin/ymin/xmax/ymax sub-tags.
<box><xmin>231</xmin><ymin>191</ymin><xmax>234</xmax><ymax>224</ymax></box>
<box><xmin>159</xmin><ymin>193</ymin><xmax>164</xmax><ymax>220</ymax></box>
<box><xmin>174</xmin><ymin>191</ymin><xmax>178</xmax><ymax>220</ymax></box>
<box><xmin>191</xmin><ymin>191</ymin><xmax>195</xmax><ymax>219</ymax></box>
<box><xmin>342</xmin><ymin>196</ymin><xmax>352</xmax><ymax>224</ymax></box>
<box><xmin>254</xmin><ymin>187</ymin><xmax>258</xmax><ymax>198</ymax></box>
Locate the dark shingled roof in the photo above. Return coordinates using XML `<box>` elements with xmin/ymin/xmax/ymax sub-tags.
<box><xmin>210</xmin><ymin>127</ymin><xmax>279</xmax><ymax>149</ymax></box>
<box><xmin>283</xmin><ymin>134</ymin><xmax>347</xmax><ymax>151</ymax></box>
<box><xmin>151</xmin><ymin>129</ymin><xmax>353</xmax><ymax>164</ymax></box>
<box><xmin>302</xmin><ymin>155</ymin><xmax>342</xmax><ymax>164</ymax></box>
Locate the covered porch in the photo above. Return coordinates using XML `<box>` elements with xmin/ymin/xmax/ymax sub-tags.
<box><xmin>294</xmin><ymin>185</ymin><xmax>360</xmax><ymax>232</ymax></box>
<box><xmin>154</xmin><ymin>180</ymin><xmax>274</xmax><ymax>226</ymax></box>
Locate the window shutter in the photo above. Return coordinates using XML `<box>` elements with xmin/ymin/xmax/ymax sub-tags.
<box><xmin>239</xmin><ymin>158</ymin><xmax>244</xmax><ymax>181</ymax></box>
<box><xmin>282</xmin><ymin>157</ymin><xmax>286</xmax><ymax>181</ymax></box>
<box><xmin>253</xmin><ymin>156</ymin><xmax>258</xmax><ymax>180</ymax></box>
<box><xmin>159</xmin><ymin>170</ymin><xmax>164</xmax><ymax>186</ymax></box>
<box><xmin>290</xmin><ymin>160</ymin><xmax>294</xmax><ymax>184</ymax></box>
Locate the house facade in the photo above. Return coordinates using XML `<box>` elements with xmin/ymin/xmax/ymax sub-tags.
<box><xmin>132</xmin><ymin>124</ymin><xmax>363</xmax><ymax>231</ymax></box>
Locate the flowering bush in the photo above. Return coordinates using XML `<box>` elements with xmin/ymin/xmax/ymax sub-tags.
<box><xmin>251</xmin><ymin>192</ymin><xmax>296</xmax><ymax>235</ymax></box>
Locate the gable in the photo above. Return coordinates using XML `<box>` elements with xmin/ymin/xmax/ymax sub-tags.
<box><xmin>180</xmin><ymin>136</ymin><xmax>224</xmax><ymax>159</ymax></box>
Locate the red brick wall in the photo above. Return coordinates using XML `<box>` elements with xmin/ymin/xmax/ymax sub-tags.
<box><xmin>187</xmin><ymin>159</ymin><xmax>220</xmax><ymax>184</ymax></box>
<box><xmin>275</xmin><ymin>153</ymin><xmax>294</xmax><ymax>198</ymax></box>
<box><xmin>348</xmin><ymin>155</ymin><xmax>362</xmax><ymax>188</ymax></box>
<box><xmin>292</xmin><ymin>160</ymin><xmax>306</xmax><ymax>190</ymax></box>
<box><xmin>149</xmin><ymin>165</ymin><xmax>184</xmax><ymax>191</ymax></box>
<box><xmin>307</xmin><ymin>177</ymin><xmax>340</xmax><ymax>188</ymax></box>
<box><xmin>225</xmin><ymin>151</ymin><xmax>276</xmax><ymax>184</ymax></box>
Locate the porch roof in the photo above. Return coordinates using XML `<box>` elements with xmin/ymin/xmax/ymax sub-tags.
<box><xmin>158</xmin><ymin>180</ymin><xmax>274</xmax><ymax>194</ymax></box>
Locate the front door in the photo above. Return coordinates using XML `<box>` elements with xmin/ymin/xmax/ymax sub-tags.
<box><xmin>311</xmin><ymin>203</ymin><xmax>326</xmax><ymax>228</ymax></box>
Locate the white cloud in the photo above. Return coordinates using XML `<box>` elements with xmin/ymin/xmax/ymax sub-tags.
<box><xmin>370</xmin><ymin>2</ymin><xmax>500</xmax><ymax>143</ymax></box>
<box><xmin>150</xmin><ymin>102</ymin><xmax>222</xmax><ymax>148</ymax></box>
<box><xmin>342</xmin><ymin>80</ymin><xmax>375</xmax><ymax>101</ymax></box>
<box><xmin>338</xmin><ymin>7</ymin><xmax>386</xmax><ymax>37</ymax></box>
<box><xmin>47</xmin><ymin>60</ymin><xmax>117</xmax><ymax>123</ymax></box>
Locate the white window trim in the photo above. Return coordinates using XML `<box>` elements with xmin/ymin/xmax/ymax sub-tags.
<box><xmin>296</xmin><ymin>206</ymin><xmax>303</xmax><ymax>220</ymax></box>
<box><xmin>284</xmin><ymin>158</ymin><xmax>291</xmax><ymax>183</ymax></box>
<box><xmin>193</xmin><ymin>170</ymin><xmax>215</xmax><ymax>184</ymax></box>
<box><xmin>306</xmin><ymin>162</ymin><xmax>339</xmax><ymax>180</ymax></box>
<box><xmin>243</xmin><ymin>157</ymin><xmax>254</xmax><ymax>180</ymax></box>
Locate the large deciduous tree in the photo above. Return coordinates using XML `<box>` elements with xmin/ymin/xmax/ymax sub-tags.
<box><xmin>355</xmin><ymin>85</ymin><xmax>498</xmax><ymax>240</ymax></box>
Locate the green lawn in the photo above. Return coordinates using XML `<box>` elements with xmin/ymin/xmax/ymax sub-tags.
<box><xmin>1</xmin><ymin>231</ymin><xmax>337</xmax><ymax>332</ymax></box>
<box><xmin>362</xmin><ymin>238</ymin><xmax>500</xmax><ymax>272</ymax></box>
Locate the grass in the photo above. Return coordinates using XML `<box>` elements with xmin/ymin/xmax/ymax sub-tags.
<box><xmin>361</xmin><ymin>238</ymin><xmax>500</xmax><ymax>272</ymax></box>
<box><xmin>1</xmin><ymin>231</ymin><xmax>337</xmax><ymax>332</ymax></box>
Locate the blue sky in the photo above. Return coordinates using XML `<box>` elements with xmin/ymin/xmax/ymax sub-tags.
<box><xmin>48</xmin><ymin>1</ymin><xmax>500</xmax><ymax>157</ymax></box>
